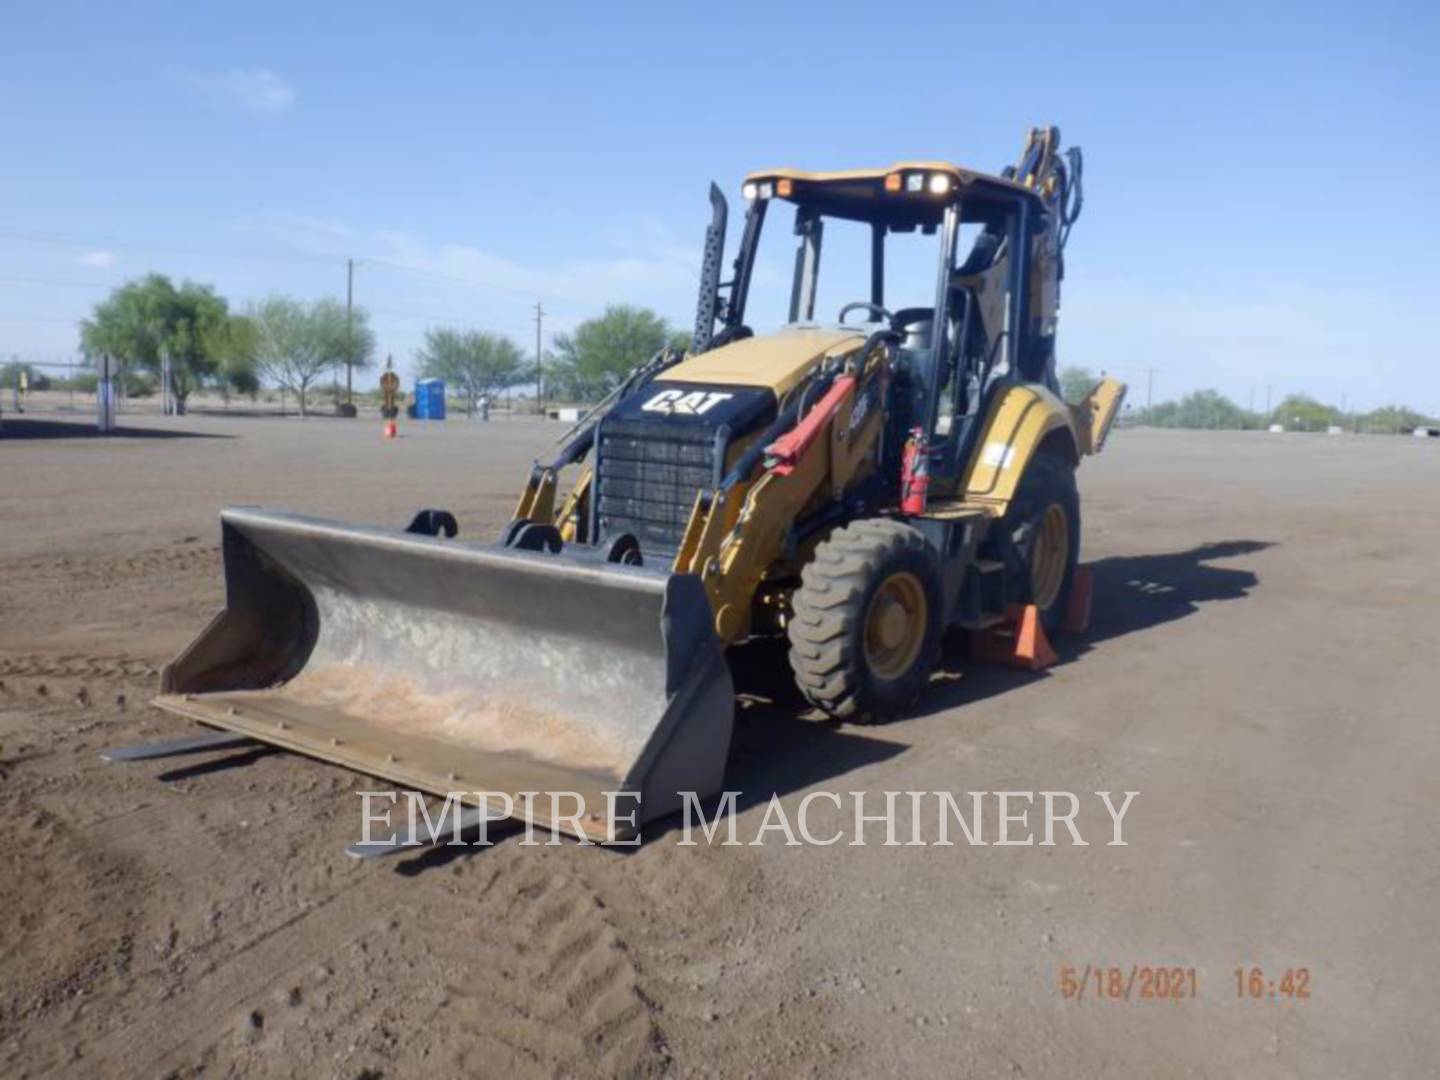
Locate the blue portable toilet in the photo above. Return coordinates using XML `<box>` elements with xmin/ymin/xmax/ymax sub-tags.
<box><xmin>414</xmin><ymin>378</ymin><xmax>446</xmax><ymax>420</ymax></box>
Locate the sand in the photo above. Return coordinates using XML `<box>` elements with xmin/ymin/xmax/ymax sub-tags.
<box><xmin>2</xmin><ymin>410</ymin><xmax>1439</xmax><ymax>1076</ymax></box>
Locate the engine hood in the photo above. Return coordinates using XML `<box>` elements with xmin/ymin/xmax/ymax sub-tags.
<box><xmin>662</xmin><ymin>326</ymin><xmax>866</xmax><ymax>398</ymax></box>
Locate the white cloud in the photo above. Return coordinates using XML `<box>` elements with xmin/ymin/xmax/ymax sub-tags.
<box><xmin>345</xmin><ymin>223</ymin><xmax>702</xmax><ymax>325</ymax></box>
<box><xmin>1062</xmin><ymin>274</ymin><xmax>1440</xmax><ymax>413</ymax></box>
<box><xmin>75</xmin><ymin>250</ymin><xmax>116</xmax><ymax>268</ymax></box>
<box><xmin>243</xmin><ymin>214</ymin><xmax>1440</xmax><ymax>411</ymax></box>
<box><xmin>222</xmin><ymin>210</ymin><xmax>705</xmax><ymax>371</ymax></box>
<box><xmin>211</xmin><ymin>68</ymin><xmax>295</xmax><ymax>114</ymax></box>
<box><xmin>253</xmin><ymin>212</ymin><xmax>355</xmax><ymax>243</ymax></box>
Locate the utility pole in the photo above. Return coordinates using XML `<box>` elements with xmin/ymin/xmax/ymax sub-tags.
<box><xmin>1265</xmin><ymin>384</ymin><xmax>1273</xmax><ymax>416</ymax></box>
<box><xmin>345</xmin><ymin>259</ymin><xmax>355</xmax><ymax>407</ymax></box>
<box><xmin>1145</xmin><ymin>367</ymin><xmax>1154</xmax><ymax>412</ymax></box>
<box><xmin>534</xmin><ymin>299</ymin><xmax>545</xmax><ymax>416</ymax></box>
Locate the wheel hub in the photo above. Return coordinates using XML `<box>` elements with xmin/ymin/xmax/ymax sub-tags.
<box><xmin>1029</xmin><ymin>503</ymin><xmax>1070</xmax><ymax>611</ymax></box>
<box><xmin>863</xmin><ymin>572</ymin><xmax>927</xmax><ymax>681</ymax></box>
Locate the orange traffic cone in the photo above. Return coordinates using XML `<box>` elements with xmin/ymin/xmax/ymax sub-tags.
<box><xmin>973</xmin><ymin>603</ymin><xmax>1057</xmax><ymax>671</ymax></box>
<box><xmin>1063</xmin><ymin>565</ymin><xmax>1094</xmax><ymax>636</ymax></box>
<box><xmin>383</xmin><ymin>420</ymin><xmax>398</xmax><ymax>439</ymax></box>
<box><xmin>1011</xmin><ymin>604</ymin><xmax>1058</xmax><ymax>669</ymax></box>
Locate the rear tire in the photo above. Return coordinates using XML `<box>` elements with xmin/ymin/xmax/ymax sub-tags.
<box><xmin>995</xmin><ymin>452</ymin><xmax>1080</xmax><ymax>636</ymax></box>
<box><xmin>787</xmin><ymin>519</ymin><xmax>943</xmax><ymax>721</ymax></box>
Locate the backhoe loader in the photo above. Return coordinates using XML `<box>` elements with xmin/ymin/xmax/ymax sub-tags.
<box><xmin>123</xmin><ymin>127</ymin><xmax>1124</xmax><ymax>842</ymax></box>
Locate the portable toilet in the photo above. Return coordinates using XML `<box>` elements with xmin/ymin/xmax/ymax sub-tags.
<box><xmin>414</xmin><ymin>378</ymin><xmax>446</xmax><ymax>420</ymax></box>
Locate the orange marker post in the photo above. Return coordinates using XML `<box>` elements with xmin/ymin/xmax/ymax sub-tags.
<box><xmin>1062</xmin><ymin>566</ymin><xmax>1094</xmax><ymax>636</ymax></box>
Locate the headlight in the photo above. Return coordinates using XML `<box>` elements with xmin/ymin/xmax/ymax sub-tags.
<box><xmin>905</xmin><ymin>173</ymin><xmax>925</xmax><ymax>193</ymax></box>
<box><xmin>928</xmin><ymin>173</ymin><xmax>953</xmax><ymax>195</ymax></box>
<box><xmin>743</xmin><ymin>182</ymin><xmax>758</xmax><ymax>200</ymax></box>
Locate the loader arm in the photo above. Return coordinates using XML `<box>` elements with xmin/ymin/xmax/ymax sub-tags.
<box><xmin>673</xmin><ymin>340</ymin><xmax>892</xmax><ymax>643</ymax></box>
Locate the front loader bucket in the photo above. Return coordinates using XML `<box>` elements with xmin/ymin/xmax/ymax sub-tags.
<box><xmin>154</xmin><ymin>508</ymin><xmax>734</xmax><ymax>841</ymax></box>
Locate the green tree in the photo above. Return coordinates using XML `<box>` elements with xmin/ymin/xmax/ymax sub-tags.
<box><xmin>1133</xmin><ymin>389</ymin><xmax>1258</xmax><ymax>430</ymax></box>
<box><xmin>250</xmin><ymin>297</ymin><xmax>374</xmax><ymax>415</ymax></box>
<box><xmin>1273</xmin><ymin>393</ymin><xmax>1339</xmax><ymax>432</ymax></box>
<box><xmin>1358</xmin><ymin>404</ymin><xmax>1439</xmax><ymax>434</ymax></box>
<box><xmin>1173</xmin><ymin>389</ymin><xmax>1253</xmax><ymax>429</ymax></box>
<box><xmin>547</xmin><ymin>305</ymin><xmax>679</xmax><ymax>402</ymax></box>
<box><xmin>202</xmin><ymin>314</ymin><xmax>261</xmax><ymax>401</ymax></box>
<box><xmin>0</xmin><ymin>361</ymin><xmax>52</xmax><ymax>392</ymax></box>
<box><xmin>1058</xmin><ymin>365</ymin><xmax>1097</xmax><ymax>404</ymax></box>
<box><xmin>80</xmin><ymin>274</ymin><xmax>228</xmax><ymax>413</ymax></box>
<box><xmin>416</xmin><ymin>328</ymin><xmax>526</xmax><ymax>415</ymax></box>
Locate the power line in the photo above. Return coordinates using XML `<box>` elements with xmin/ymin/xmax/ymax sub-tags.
<box><xmin>0</xmin><ymin>228</ymin><xmax>589</xmax><ymax>314</ymax></box>
<box><xmin>0</xmin><ymin>228</ymin><xmax>343</xmax><ymax>267</ymax></box>
<box><xmin>0</xmin><ymin>273</ymin><xmax>114</xmax><ymax>290</ymax></box>
<box><xmin>363</xmin><ymin>305</ymin><xmax>537</xmax><ymax>337</ymax></box>
<box><xmin>535</xmin><ymin>299</ymin><xmax>545</xmax><ymax>414</ymax></box>
<box><xmin>362</xmin><ymin>256</ymin><xmax>582</xmax><ymax>310</ymax></box>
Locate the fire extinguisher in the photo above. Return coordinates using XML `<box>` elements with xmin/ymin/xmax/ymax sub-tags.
<box><xmin>900</xmin><ymin>426</ymin><xmax>930</xmax><ymax>515</ymax></box>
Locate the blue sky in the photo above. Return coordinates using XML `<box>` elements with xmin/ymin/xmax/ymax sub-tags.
<box><xmin>1</xmin><ymin>0</ymin><xmax>1437</xmax><ymax>410</ymax></box>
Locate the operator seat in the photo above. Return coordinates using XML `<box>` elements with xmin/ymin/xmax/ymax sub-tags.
<box><xmin>891</xmin><ymin>307</ymin><xmax>934</xmax><ymax>351</ymax></box>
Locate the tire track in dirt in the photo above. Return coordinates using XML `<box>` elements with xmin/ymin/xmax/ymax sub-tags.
<box><xmin>0</xmin><ymin>796</ymin><xmax>158</xmax><ymax>1079</ymax></box>
<box><xmin>0</xmin><ymin>542</ymin><xmax>221</xmax><ymax>668</ymax></box>
<box><xmin>585</xmin><ymin>838</ymin><xmax>850</xmax><ymax>1073</ymax></box>
<box><xmin>22</xmin><ymin>791</ymin><xmax>668</xmax><ymax>1077</ymax></box>
<box><xmin>80</xmin><ymin>880</ymin><xmax>393</xmax><ymax>1078</ymax></box>
<box><xmin>0</xmin><ymin>542</ymin><xmax>219</xmax><ymax>587</ymax></box>
<box><xmin>385</xmin><ymin>853</ymin><xmax>667</xmax><ymax>1076</ymax></box>
<box><xmin>0</xmin><ymin>653</ymin><xmax>156</xmax><ymax>682</ymax></box>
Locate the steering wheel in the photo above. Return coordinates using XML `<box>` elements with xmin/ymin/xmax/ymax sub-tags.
<box><xmin>837</xmin><ymin>301</ymin><xmax>893</xmax><ymax>326</ymax></box>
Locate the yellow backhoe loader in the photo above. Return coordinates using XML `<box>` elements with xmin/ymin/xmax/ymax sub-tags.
<box><xmin>110</xmin><ymin>127</ymin><xmax>1124</xmax><ymax>844</ymax></box>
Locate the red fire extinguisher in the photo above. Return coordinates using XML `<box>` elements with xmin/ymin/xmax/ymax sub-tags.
<box><xmin>900</xmin><ymin>426</ymin><xmax>930</xmax><ymax>515</ymax></box>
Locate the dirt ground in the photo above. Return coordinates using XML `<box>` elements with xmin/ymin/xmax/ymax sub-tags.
<box><xmin>2</xmin><ymin>412</ymin><xmax>1438</xmax><ymax>1078</ymax></box>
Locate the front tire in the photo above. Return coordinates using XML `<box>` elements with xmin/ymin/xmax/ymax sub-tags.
<box><xmin>787</xmin><ymin>520</ymin><xmax>943</xmax><ymax>721</ymax></box>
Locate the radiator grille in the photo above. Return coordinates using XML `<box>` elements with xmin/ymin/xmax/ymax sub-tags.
<box><xmin>596</xmin><ymin>419</ymin><xmax>717</xmax><ymax>562</ymax></box>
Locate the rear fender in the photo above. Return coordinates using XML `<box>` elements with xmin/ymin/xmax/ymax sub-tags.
<box><xmin>960</xmin><ymin>384</ymin><xmax>1079</xmax><ymax>513</ymax></box>
<box><xmin>1071</xmin><ymin>376</ymin><xmax>1127</xmax><ymax>454</ymax></box>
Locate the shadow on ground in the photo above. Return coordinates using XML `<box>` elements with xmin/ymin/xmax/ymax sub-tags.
<box><xmin>0</xmin><ymin>418</ymin><xmax>233</xmax><ymax>440</ymax></box>
<box><xmin>914</xmin><ymin>538</ymin><xmax>1272</xmax><ymax>718</ymax></box>
<box><xmin>1083</xmin><ymin>539</ymin><xmax>1270</xmax><ymax>645</ymax></box>
<box><xmin>390</xmin><ymin>539</ymin><xmax>1271</xmax><ymax>864</ymax></box>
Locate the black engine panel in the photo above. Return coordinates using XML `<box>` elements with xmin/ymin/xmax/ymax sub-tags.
<box><xmin>593</xmin><ymin>381</ymin><xmax>776</xmax><ymax>564</ymax></box>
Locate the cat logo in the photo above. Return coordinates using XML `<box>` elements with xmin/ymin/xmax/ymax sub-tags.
<box><xmin>640</xmin><ymin>389</ymin><xmax>733</xmax><ymax>416</ymax></box>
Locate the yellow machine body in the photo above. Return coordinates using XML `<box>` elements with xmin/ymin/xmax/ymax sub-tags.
<box><xmin>148</xmin><ymin>127</ymin><xmax>1123</xmax><ymax>843</ymax></box>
